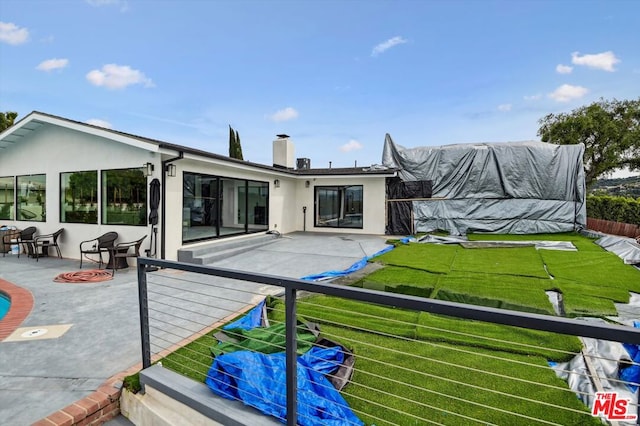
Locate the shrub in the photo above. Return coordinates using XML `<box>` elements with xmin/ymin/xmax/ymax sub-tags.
<box><xmin>587</xmin><ymin>195</ymin><xmax>640</xmax><ymax>225</ymax></box>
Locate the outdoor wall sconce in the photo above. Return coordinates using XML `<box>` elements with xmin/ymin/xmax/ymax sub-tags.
<box><xmin>166</xmin><ymin>163</ymin><xmax>177</xmax><ymax>177</ymax></box>
<box><xmin>305</xmin><ymin>180</ymin><xmax>310</xmax><ymax>188</ymax></box>
<box><xmin>274</xmin><ymin>179</ymin><xmax>280</xmax><ymax>188</ymax></box>
<box><xmin>144</xmin><ymin>162</ymin><xmax>154</xmax><ymax>176</ymax></box>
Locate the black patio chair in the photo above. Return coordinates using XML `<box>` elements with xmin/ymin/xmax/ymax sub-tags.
<box><xmin>79</xmin><ymin>231</ymin><xmax>118</xmax><ymax>269</ymax></box>
<box><xmin>33</xmin><ymin>228</ymin><xmax>64</xmax><ymax>261</ymax></box>
<box><xmin>109</xmin><ymin>235</ymin><xmax>147</xmax><ymax>275</ymax></box>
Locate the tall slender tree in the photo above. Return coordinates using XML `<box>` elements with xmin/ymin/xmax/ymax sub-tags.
<box><xmin>228</xmin><ymin>125</ymin><xmax>235</xmax><ymax>157</ymax></box>
<box><xmin>234</xmin><ymin>129</ymin><xmax>243</xmax><ymax>160</ymax></box>
<box><xmin>228</xmin><ymin>125</ymin><xmax>244</xmax><ymax>160</ymax></box>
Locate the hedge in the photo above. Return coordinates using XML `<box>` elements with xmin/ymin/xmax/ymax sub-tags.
<box><xmin>586</xmin><ymin>195</ymin><xmax>640</xmax><ymax>225</ymax></box>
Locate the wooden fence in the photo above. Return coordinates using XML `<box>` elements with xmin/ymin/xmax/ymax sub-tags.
<box><xmin>587</xmin><ymin>217</ymin><xmax>640</xmax><ymax>238</ymax></box>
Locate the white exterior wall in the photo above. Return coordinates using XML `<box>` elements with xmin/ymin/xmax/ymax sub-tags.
<box><xmin>294</xmin><ymin>176</ymin><xmax>387</xmax><ymax>235</ymax></box>
<box><xmin>268</xmin><ymin>175</ymin><xmax>298</xmax><ymax>234</ymax></box>
<box><xmin>0</xmin><ymin>125</ymin><xmax>160</xmax><ymax>262</ymax></box>
<box><xmin>1</xmin><ymin>118</ymin><xmax>392</xmax><ymax>262</ymax></box>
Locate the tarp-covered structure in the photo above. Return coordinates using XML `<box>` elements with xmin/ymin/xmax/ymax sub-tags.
<box><xmin>382</xmin><ymin>134</ymin><xmax>587</xmax><ymax>235</ymax></box>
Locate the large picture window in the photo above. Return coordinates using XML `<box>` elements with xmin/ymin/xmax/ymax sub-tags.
<box><xmin>61</xmin><ymin>171</ymin><xmax>98</xmax><ymax>224</ymax></box>
<box><xmin>16</xmin><ymin>174</ymin><xmax>46</xmax><ymax>221</ymax></box>
<box><xmin>315</xmin><ymin>185</ymin><xmax>363</xmax><ymax>229</ymax></box>
<box><xmin>101</xmin><ymin>168</ymin><xmax>147</xmax><ymax>225</ymax></box>
<box><xmin>183</xmin><ymin>172</ymin><xmax>269</xmax><ymax>243</ymax></box>
<box><xmin>0</xmin><ymin>176</ymin><xmax>14</xmax><ymax>220</ymax></box>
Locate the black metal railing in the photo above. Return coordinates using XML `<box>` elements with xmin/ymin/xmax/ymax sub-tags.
<box><xmin>137</xmin><ymin>257</ymin><xmax>640</xmax><ymax>425</ymax></box>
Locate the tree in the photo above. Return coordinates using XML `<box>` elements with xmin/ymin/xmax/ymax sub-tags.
<box><xmin>234</xmin><ymin>129</ymin><xmax>243</xmax><ymax>160</ymax></box>
<box><xmin>0</xmin><ymin>111</ymin><xmax>18</xmax><ymax>132</ymax></box>
<box><xmin>538</xmin><ymin>98</ymin><xmax>640</xmax><ymax>187</ymax></box>
<box><xmin>228</xmin><ymin>125</ymin><xmax>244</xmax><ymax>160</ymax></box>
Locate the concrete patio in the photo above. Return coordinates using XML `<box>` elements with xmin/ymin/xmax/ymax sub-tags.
<box><xmin>0</xmin><ymin>232</ymin><xmax>391</xmax><ymax>425</ymax></box>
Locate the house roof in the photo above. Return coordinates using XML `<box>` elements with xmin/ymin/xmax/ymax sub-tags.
<box><xmin>295</xmin><ymin>165</ymin><xmax>394</xmax><ymax>176</ymax></box>
<box><xmin>0</xmin><ymin>111</ymin><xmax>397</xmax><ymax>178</ymax></box>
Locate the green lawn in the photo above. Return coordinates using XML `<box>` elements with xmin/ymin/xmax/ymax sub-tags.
<box><xmin>149</xmin><ymin>231</ymin><xmax>639</xmax><ymax>425</ymax></box>
<box><xmin>373</xmin><ymin>232</ymin><xmax>640</xmax><ymax>317</ymax></box>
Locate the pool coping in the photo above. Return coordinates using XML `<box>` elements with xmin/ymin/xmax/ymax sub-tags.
<box><xmin>0</xmin><ymin>278</ymin><xmax>34</xmax><ymax>340</ymax></box>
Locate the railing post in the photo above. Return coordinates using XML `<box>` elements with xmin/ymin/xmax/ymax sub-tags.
<box><xmin>285</xmin><ymin>286</ymin><xmax>298</xmax><ymax>426</ymax></box>
<box><xmin>137</xmin><ymin>261</ymin><xmax>151</xmax><ymax>370</ymax></box>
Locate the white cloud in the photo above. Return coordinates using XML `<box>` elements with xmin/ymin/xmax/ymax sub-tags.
<box><xmin>556</xmin><ymin>64</ymin><xmax>573</xmax><ymax>74</ymax></box>
<box><xmin>268</xmin><ymin>107</ymin><xmax>299</xmax><ymax>122</ymax></box>
<box><xmin>86</xmin><ymin>0</ymin><xmax>129</xmax><ymax>11</ymax></box>
<box><xmin>340</xmin><ymin>139</ymin><xmax>363</xmax><ymax>152</ymax></box>
<box><xmin>86</xmin><ymin>64</ymin><xmax>154</xmax><ymax>89</ymax></box>
<box><xmin>524</xmin><ymin>94</ymin><xmax>542</xmax><ymax>101</ymax></box>
<box><xmin>371</xmin><ymin>36</ymin><xmax>407</xmax><ymax>57</ymax></box>
<box><xmin>86</xmin><ymin>118</ymin><xmax>112</xmax><ymax>128</ymax></box>
<box><xmin>0</xmin><ymin>22</ymin><xmax>29</xmax><ymax>45</ymax></box>
<box><xmin>548</xmin><ymin>84</ymin><xmax>589</xmax><ymax>102</ymax></box>
<box><xmin>571</xmin><ymin>51</ymin><xmax>620</xmax><ymax>72</ymax></box>
<box><xmin>36</xmin><ymin>58</ymin><xmax>69</xmax><ymax>72</ymax></box>
<box><xmin>497</xmin><ymin>104</ymin><xmax>512</xmax><ymax>112</ymax></box>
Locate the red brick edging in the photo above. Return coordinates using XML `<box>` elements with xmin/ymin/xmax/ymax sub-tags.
<box><xmin>31</xmin><ymin>363</ymin><xmax>143</xmax><ymax>426</ymax></box>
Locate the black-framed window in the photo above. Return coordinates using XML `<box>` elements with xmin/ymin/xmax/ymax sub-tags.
<box><xmin>16</xmin><ymin>174</ymin><xmax>46</xmax><ymax>222</ymax></box>
<box><xmin>315</xmin><ymin>185</ymin><xmax>363</xmax><ymax>229</ymax></box>
<box><xmin>0</xmin><ymin>176</ymin><xmax>14</xmax><ymax>220</ymax></box>
<box><xmin>183</xmin><ymin>172</ymin><xmax>269</xmax><ymax>243</ymax></box>
<box><xmin>101</xmin><ymin>168</ymin><xmax>147</xmax><ymax>225</ymax></box>
<box><xmin>61</xmin><ymin>171</ymin><xmax>98</xmax><ymax>224</ymax></box>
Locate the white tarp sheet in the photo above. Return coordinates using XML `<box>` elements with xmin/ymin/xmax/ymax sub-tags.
<box><xmin>596</xmin><ymin>235</ymin><xmax>640</xmax><ymax>265</ymax></box>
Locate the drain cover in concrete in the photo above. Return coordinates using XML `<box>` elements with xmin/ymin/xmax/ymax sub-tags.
<box><xmin>3</xmin><ymin>324</ymin><xmax>73</xmax><ymax>342</ymax></box>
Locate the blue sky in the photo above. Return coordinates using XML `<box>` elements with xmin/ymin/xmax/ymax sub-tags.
<box><xmin>1</xmin><ymin>0</ymin><xmax>639</xmax><ymax>173</ymax></box>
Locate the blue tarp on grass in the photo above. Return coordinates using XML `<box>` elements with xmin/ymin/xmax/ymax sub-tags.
<box><xmin>222</xmin><ymin>298</ymin><xmax>266</xmax><ymax>331</ymax></box>
<box><xmin>208</xmin><ymin>298</ymin><xmax>362</xmax><ymax>425</ymax></box>
<box><xmin>206</xmin><ymin>346</ymin><xmax>363</xmax><ymax>425</ymax></box>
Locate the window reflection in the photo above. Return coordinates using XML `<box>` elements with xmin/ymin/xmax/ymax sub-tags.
<box><xmin>101</xmin><ymin>168</ymin><xmax>147</xmax><ymax>225</ymax></box>
<box><xmin>183</xmin><ymin>173</ymin><xmax>269</xmax><ymax>243</ymax></box>
<box><xmin>61</xmin><ymin>171</ymin><xmax>98</xmax><ymax>224</ymax></box>
<box><xmin>16</xmin><ymin>174</ymin><xmax>46</xmax><ymax>222</ymax></box>
<box><xmin>0</xmin><ymin>176</ymin><xmax>14</xmax><ymax>220</ymax></box>
<box><xmin>315</xmin><ymin>185</ymin><xmax>363</xmax><ymax>228</ymax></box>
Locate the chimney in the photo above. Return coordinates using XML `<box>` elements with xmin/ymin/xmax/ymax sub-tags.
<box><xmin>273</xmin><ymin>134</ymin><xmax>295</xmax><ymax>169</ymax></box>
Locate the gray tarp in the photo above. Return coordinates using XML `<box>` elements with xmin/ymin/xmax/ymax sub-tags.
<box><xmin>596</xmin><ymin>235</ymin><xmax>640</xmax><ymax>265</ymax></box>
<box><xmin>382</xmin><ymin>134</ymin><xmax>587</xmax><ymax>235</ymax></box>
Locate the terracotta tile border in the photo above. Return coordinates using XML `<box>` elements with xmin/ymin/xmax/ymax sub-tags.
<box><xmin>0</xmin><ymin>278</ymin><xmax>34</xmax><ymax>340</ymax></box>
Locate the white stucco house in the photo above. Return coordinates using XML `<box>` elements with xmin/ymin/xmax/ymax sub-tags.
<box><xmin>0</xmin><ymin>111</ymin><xmax>396</xmax><ymax>263</ymax></box>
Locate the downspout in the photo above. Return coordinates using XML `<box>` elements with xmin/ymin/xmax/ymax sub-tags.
<box><xmin>161</xmin><ymin>151</ymin><xmax>183</xmax><ymax>260</ymax></box>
